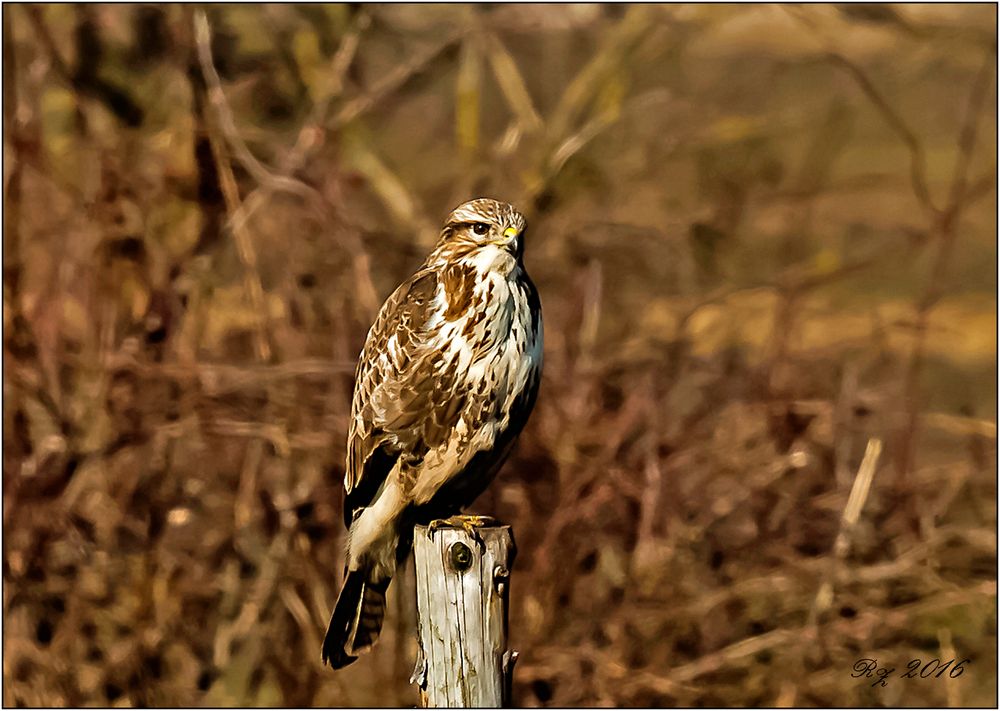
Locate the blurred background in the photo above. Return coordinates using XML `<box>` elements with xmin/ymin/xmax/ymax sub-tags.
<box><xmin>2</xmin><ymin>4</ymin><xmax>997</xmax><ymax>707</ymax></box>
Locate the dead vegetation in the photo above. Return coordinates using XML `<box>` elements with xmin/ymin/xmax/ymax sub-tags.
<box><xmin>3</xmin><ymin>5</ymin><xmax>996</xmax><ymax>707</ymax></box>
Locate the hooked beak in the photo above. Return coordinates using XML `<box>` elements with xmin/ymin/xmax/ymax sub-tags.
<box><xmin>497</xmin><ymin>227</ymin><xmax>524</xmax><ymax>259</ymax></box>
<box><xmin>499</xmin><ymin>226</ymin><xmax>524</xmax><ymax>258</ymax></box>
<box><xmin>500</xmin><ymin>226</ymin><xmax>519</xmax><ymax>246</ymax></box>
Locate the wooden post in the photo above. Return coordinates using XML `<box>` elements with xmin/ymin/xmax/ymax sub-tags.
<box><xmin>411</xmin><ymin>521</ymin><xmax>518</xmax><ymax>707</ymax></box>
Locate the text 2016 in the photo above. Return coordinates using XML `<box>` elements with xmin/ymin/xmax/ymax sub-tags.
<box><xmin>852</xmin><ymin>658</ymin><xmax>970</xmax><ymax>687</ymax></box>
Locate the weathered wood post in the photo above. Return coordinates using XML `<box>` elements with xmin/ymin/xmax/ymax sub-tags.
<box><xmin>411</xmin><ymin>520</ymin><xmax>518</xmax><ymax>707</ymax></box>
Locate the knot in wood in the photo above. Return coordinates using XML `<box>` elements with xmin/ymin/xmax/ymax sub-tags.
<box><xmin>449</xmin><ymin>541</ymin><xmax>474</xmax><ymax>573</ymax></box>
<box><xmin>493</xmin><ymin>564</ymin><xmax>510</xmax><ymax>596</ymax></box>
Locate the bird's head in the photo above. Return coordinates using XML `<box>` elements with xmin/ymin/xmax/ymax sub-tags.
<box><xmin>429</xmin><ymin>198</ymin><xmax>528</xmax><ymax>267</ymax></box>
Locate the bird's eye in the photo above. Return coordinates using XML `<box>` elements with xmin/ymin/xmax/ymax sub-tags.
<box><xmin>472</xmin><ymin>222</ymin><xmax>490</xmax><ymax>236</ymax></box>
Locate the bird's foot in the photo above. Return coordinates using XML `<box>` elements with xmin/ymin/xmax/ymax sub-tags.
<box><xmin>426</xmin><ymin>515</ymin><xmax>499</xmax><ymax>551</ymax></box>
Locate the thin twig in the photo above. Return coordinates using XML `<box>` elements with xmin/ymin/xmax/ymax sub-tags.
<box><xmin>194</xmin><ymin>11</ymin><xmax>323</xmax><ymax>209</ymax></box>
<box><xmin>342</xmin><ymin>134</ymin><xmax>438</xmax><ymax>248</ymax></box>
<box><xmin>937</xmin><ymin>628</ymin><xmax>961</xmax><ymax>707</ymax></box>
<box><xmin>783</xmin><ymin>6</ymin><xmax>938</xmax><ymax>217</ymax></box>
<box><xmin>329</xmin><ymin>30</ymin><xmax>464</xmax><ymax>131</ymax></box>
<box><xmin>546</xmin><ymin>5</ymin><xmax>654</xmax><ymax>141</ymax></box>
<box><xmin>193</xmin><ymin>10</ymin><xmax>274</xmax><ymax>363</ymax></box>
<box><xmin>455</xmin><ymin>33</ymin><xmax>483</xmax><ymax>159</ymax></box>
<box><xmin>922</xmin><ymin>50</ymin><xmax>995</xmax><ymax>310</ymax></box>
<box><xmin>22</xmin><ymin>6</ymin><xmax>73</xmax><ymax>84</ymax></box>
<box><xmin>484</xmin><ymin>31</ymin><xmax>542</xmax><ymax>132</ymax></box>
<box><xmin>826</xmin><ymin>52</ymin><xmax>937</xmax><ymax>215</ymax></box>
<box><xmin>518</xmin><ymin>8</ymin><xmax>661</xmax><ymax>209</ymax></box>
<box><xmin>943</xmin><ymin>51</ymin><xmax>995</xmax><ymax>214</ymax></box>
<box><xmin>3</xmin><ymin>5</ymin><xmax>25</xmax><ymax>312</ymax></box>
<box><xmin>213</xmin><ymin>528</ymin><xmax>293</xmax><ymax>668</ymax></box>
<box><xmin>837</xmin><ymin>439</ymin><xmax>882</xmax><ymax>550</ymax></box>
<box><xmin>229</xmin><ymin>11</ymin><xmax>369</xmax><ymax>235</ymax></box>
<box><xmin>897</xmin><ymin>47</ymin><xmax>994</xmax><ymax>488</ymax></box>
<box><xmin>214</xmin><ymin>9</ymin><xmax>383</xmax><ymax>319</ymax></box>
<box><xmin>809</xmin><ymin>437</ymin><xmax>881</xmax><ymax>625</ymax></box>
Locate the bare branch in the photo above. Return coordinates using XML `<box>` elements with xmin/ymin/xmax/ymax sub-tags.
<box><xmin>896</xmin><ymin>46</ymin><xmax>995</xmax><ymax>487</ymax></box>
<box><xmin>194</xmin><ymin>11</ymin><xmax>323</xmax><ymax>208</ymax></box>
<box><xmin>944</xmin><ymin>49</ymin><xmax>995</xmax><ymax>218</ymax></box>
<box><xmin>328</xmin><ymin>30</ymin><xmax>464</xmax><ymax>131</ymax></box>
<box><xmin>825</xmin><ymin>52</ymin><xmax>937</xmax><ymax>215</ymax></box>
<box><xmin>809</xmin><ymin>438</ymin><xmax>883</xmax><ymax>622</ymax></box>
<box><xmin>783</xmin><ymin>6</ymin><xmax>938</xmax><ymax>216</ymax></box>
<box><xmin>193</xmin><ymin>10</ymin><xmax>275</xmax><ymax>363</ymax></box>
<box><xmin>343</xmin><ymin>135</ymin><xmax>438</xmax><ymax>248</ymax></box>
<box><xmin>230</xmin><ymin>10</ymin><xmax>370</xmax><ymax>234</ymax></box>
<box><xmin>485</xmin><ymin>32</ymin><xmax>543</xmax><ymax>132</ymax></box>
<box><xmin>547</xmin><ymin>6</ymin><xmax>654</xmax><ymax>141</ymax></box>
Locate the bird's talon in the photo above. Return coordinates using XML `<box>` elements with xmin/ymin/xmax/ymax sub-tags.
<box><xmin>426</xmin><ymin>515</ymin><xmax>496</xmax><ymax>551</ymax></box>
<box><xmin>464</xmin><ymin>523</ymin><xmax>486</xmax><ymax>552</ymax></box>
<box><xmin>426</xmin><ymin>518</ymin><xmax>449</xmax><ymax>538</ymax></box>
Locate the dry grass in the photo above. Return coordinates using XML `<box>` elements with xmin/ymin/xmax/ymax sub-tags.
<box><xmin>3</xmin><ymin>5</ymin><xmax>996</xmax><ymax>707</ymax></box>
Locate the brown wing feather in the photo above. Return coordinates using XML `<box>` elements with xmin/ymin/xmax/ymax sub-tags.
<box><xmin>345</xmin><ymin>269</ymin><xmax>441</xmax><ymax>500</ymax></box>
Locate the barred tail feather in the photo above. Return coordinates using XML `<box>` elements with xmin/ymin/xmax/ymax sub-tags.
<box><xmin>322</xmin><ymin>570</ymin><xmax>389</xmax><ymax>669</ymax></box>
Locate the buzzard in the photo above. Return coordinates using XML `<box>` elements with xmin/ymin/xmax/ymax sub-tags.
<box><xmin>322</xmin><ymin>198</ymin><xmax>543</xmax><ymax>668</ymax></box>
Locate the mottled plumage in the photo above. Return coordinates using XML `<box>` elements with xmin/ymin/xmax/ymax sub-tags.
<box><xmin>323</xmin><ymin>199</ymin><xmax>543</xmax><ymax>668</ymax></box>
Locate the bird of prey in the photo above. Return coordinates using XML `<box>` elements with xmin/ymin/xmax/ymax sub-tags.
<box><xmin>322</xmin><ymin>198</ymin><xmax>543</xmax><ymax>669</ymax></box>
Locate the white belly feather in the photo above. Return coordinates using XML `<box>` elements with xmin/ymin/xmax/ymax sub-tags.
<box><xmin>349</xmin><ymin>259</ymin><xmax>541</xmax><ymax>568</ymax></box>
